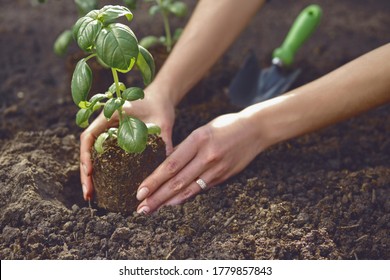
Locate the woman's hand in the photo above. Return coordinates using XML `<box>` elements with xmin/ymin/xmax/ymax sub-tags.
<box><xmin>79</xmin><ymin>85</ymin><xmax>176</xmax><ymax>201</ymax></box>
<box><xmin>136</xmin><ymin>112</ymin><xmax>266</xmax><ymax>214</ymax></box>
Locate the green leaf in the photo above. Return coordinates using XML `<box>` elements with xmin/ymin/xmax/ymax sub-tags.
<box><xmin>73</xmin><ymin>16</ymin><xmax>102</xmax><ymax>52</ymax></box>
<box><xmin>74</xmin><ymin>0</ymin><xmax>98</xmax><ymax>16</ymax></box>
<box><xmin>108</xmin><ymin>82</ymin><xmax>126</xmax><ymax>94</ymax></box>
<box><xmin>71</xmin><ymin>59</ymin><xmax>92</xmax><ymax>107</ymax></box>
<box><xmin>173</xmin><ymin>27</ymin><xmax>183</xmax><ymax>42</ymax></box>
<box><xmin>139</xmin><ymin>35</ymin><xmax>161</xmax><ymax>49</ymax></box>
<box><xmin>53</xmin><ymin>30</ymin><xmax>73</xmax><ymax>56</ymax></box>
<box><xmin>103</xmin><ymin>98</ymin><xmax>125</xmax><ymax>120</ymax></box>
<box><xmin>78</xmin><ymin>101</ymin><xmax>91</xmax><ymax>109</ymax></box>
<box><xmin>96</xmin><ymin>23</ymin><xmax>139</xmax><ymax>72</ymax></box>
<box><xmin>84</xmin><ymin>10</ymin><xmax>100</xmax><ymax>20</ymax></box>
<box><xmin>97</xmin><ymin>5</ymin><xmax>133</xmax><ymax>23</ymax></box>
<box><xmin>123</xmin><ymin>0</ymin><xmax>138</xmax><ymax>10</ymax></box>
<box><xmin>149</xmin><ymin>5</ymin><xmax>161</xmax><ymax>16</ymax></box>
<box><xmin>89</xmin><ymin>93</ymin><xmax>107</xmax><ymax>104</ymax></box>
<box><xmin>146</xmin><ymin>123</ymin><xmax>161</xmax><ymax>135</ymax></box>
<box><xmin>76</xmin><ymin>108</ymin><xmax>93</xmax><ymax>128</ymax></box>
<box><xmin>168</xmin><ymin>2</ymin><xmax>188</xmax><ymax>17</ymax></box>
<box><xmin>136</xmin><ymin>45</ymin><xmax>155</xmax><ymax>85</ymax></box>
<box><xmin>122</xmin><ymin>87</ymin><xmax>144</xmax><ymax>101</ymax></box>
<box><xmin>118</xmin><ymin>116</ymin><xmax>148</xmax><ymax>153</ymax></box>
<box><xmin>94</xmin><ymin>132</ymin><xmax>110</xmax><ymax>154</ymax></box>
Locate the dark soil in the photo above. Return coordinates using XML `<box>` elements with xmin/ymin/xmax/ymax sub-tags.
<box><xmin>0</xmin><ymin>0</ymin><xmax>389</xmax><ymax>259</ymax></box>
<box><xmin>92</xmin><ymin>135</ymin><xmax>166</xmax><ymax>215</ymax></box>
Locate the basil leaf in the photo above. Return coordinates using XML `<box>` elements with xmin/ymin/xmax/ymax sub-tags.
<box><xmin>135</xmin><ymin>45</ymin><xmax>155</xmax><ymax>85</ymax></box>
<box><xmin>168</xmin><ymin>2</ymin><xmax>187</xmax><ymax>17</ymax></box>
<box><xmin>94</xmin><ymin>132</ymin><xmax>110</xmax><ymax>154</ymax></box>
<box><xmin>74</xmin><ymin>0</ymin><xmax>98</xmax><ymax>16</ymax></box>
<box><xmin>122</xmin><ymin>87</ymin><xmax>144</xmax><ymax>101</ymax></box>
<box><xmin>123</xmin><ymin>0</ymin><xmax>138</xmax><ymax>10</ymax></box>
<box><xmin>97</xmin><ymin>5</ymin><xmax>133</xmax><ymax>23</ymax></box>
<box><xmin>53</xmin><ymin>30</ymin><xmax>73</xmax><ymax>56</ymax></box>
<box><xmin>146</xmin><ymin>123</ymin><xmax>161</xmax><ymax>135</ymax></box>
<box><xmin>89</xmin><ymin>93</ymin><xmax>107</xmax><ymax>104</ymax></box>
<box><xmin>76</xmin><ymin>108</ymin><xmax>93</xmax><ymax>128</ymax></box>
<box><xmin>71</xmin><ymin>59</ymin><xmax>92</xmax><ymax>107</ymax></box>
<box><xmin>149</xmin><ymin>5</ymin><xmax>161</xmax><ymax>16</ymax></box>
<box><xmin>103</xmin><ymin>98</ymin><xmax>125</xmax><ymax>120</ymax></box>
<box><xmin>73</xmin><ymin>16</ymin><xmax>102</xmax><ymax>52</ymax></box>
<box><xmin>108</xmin><ymin>82</ymin><xmax>126</xmax><ymax>94</ymax></box>
<box><xmin>96</xmin><ymin>23</ymin><xmax>139</xmax><ymax>72</ymax></box>
<box><xmin>118</xmin><ymin>116</ymin><xmax>148</xmax><ymax>153</ymax></box>
<box><xmin>173</xmin><ymin>28</ymin><xmax>183</xmax><ymax>42</ymax></box>
<box><xmin>139</xmin><ymin>35</ymin><xmax>160</xmax><ymax>50</ymax></box>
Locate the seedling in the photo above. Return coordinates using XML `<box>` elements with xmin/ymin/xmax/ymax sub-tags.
<box><xmin>71</xmin><ymin>5</ymin><xmax>160</xmax><ymax>154</ymax></box>
<box><xmin>139</xmin><ymin>0</ymin><xmax>188</xmax><ymax>52</ymax></box>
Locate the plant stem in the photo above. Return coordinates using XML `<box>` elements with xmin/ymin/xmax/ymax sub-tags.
<box><xmin>85</xmin><ymin>53</ymin><xmax>97</xmax><ymax>61</ymax></box>
<box><xmin>111</xmin><ymin>68</ymin><xmax>121</xmax><ymax>99</ymax></box>
<box><xmin>111</xmin><ymin>68</ymin><xmax>124</xmax><ymax>121</ymax></box>
<box><xmin>157</xmin><ymin>0</ymin><xmax>172</xmax><ymax>52</ymax></box>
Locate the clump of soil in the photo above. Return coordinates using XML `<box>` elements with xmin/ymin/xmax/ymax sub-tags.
<box><xmin>91</xmin><ymin>135</ymin><xmax>166</xmax><ymax>215</ymax></box>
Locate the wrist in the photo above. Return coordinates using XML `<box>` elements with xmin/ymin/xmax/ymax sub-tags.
<box><xmin>238</xmin><ymin>96</ymin><xmax>297</xmax><ymax>153</ymax></box>
<box><xmin>147</xmin><ymin>75</ymin><xmax>186</xmax><ymax>106</ymax></box>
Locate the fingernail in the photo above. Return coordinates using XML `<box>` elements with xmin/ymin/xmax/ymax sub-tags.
<box><xmin>82</xmin><ymin>184</ymin><xmax>88</xmax><ymax>198</ymax></box>
<box><xmin>136</xmin><ymin>187</ymin><xmax>149</xmax><ymax>201</ymax></box>
<box><xmin>137</xmin><ymin>206</ymin><xmax>150</xmax><ymax>215</ymax></box>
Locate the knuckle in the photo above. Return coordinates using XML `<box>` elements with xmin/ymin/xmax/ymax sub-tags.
<box><xmin>202</xmin><ymin>144</ymin><xmax>223</xmax><ymax>165</ymax></box>
<box><xmin>164</xmin><ymin>159</ymin><xmax>179</xmax><ymax>175</ymax></box>
<box><xmin>191</xmin><ymin>127</ymin><xmax>211</xmax><ymax>145</ymax></box>
<box><xmin>168</xmin><ymin>178</ymin><xmax>186</xmax><ymax>192</ymax></box>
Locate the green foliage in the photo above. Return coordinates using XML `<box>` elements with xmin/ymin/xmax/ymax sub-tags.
<box><xmin>52</xmin><ymin>0</ymin><xmax>140</xmax><ymax>56</ymax></box>
<box><xmin>71</xmin><ymin>5</ymin><xmax>160</xmax><ymax>154</ymax></box>
<box><xmin>71</xmin><ymin>59</ymin><xmax>92</xmax><ymax>107</ymax></box>
<box><xmin>139</xmin><ymin>0</ymin><xmax>188</xmax><ymax>52</ymax></box>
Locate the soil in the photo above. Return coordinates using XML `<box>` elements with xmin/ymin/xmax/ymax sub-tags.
<box><xmin>92</xmin><ymin>135</ymin><xmax>166</xmax><ymax>215</ymax></box>
<box><xmin>0</xmin><ymin>0</ymin><xmax>389</xmax><ymax>260</ymax></box>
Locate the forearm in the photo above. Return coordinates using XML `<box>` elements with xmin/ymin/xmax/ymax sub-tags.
<box><xmin>241</xmin><ymin>44</ymin><xmax>390</xmax><ymax>152</ymax></box>
<box><xmin>152</xmin><ymin>0</ymin><xmax>265</xmax><ymax>105</ymax></box>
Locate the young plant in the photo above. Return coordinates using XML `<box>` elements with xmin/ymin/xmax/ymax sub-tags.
<box><xmin>139</xmin><ymin>0</ymin><xmax>188</xmax><ymax>52</ymax></box>
<box><xmin>71</xmin><ymin>5</ymin><xmax>159</xmax><ymax>154</ymax></box>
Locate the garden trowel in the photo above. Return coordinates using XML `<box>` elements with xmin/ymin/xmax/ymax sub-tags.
<box><xmin>229</xmin><ymin>4</ymin><xmax>322</xmax><ymax>108</ymax></box>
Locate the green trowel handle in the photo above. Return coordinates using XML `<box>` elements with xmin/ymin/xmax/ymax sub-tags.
<box><xmin>272</xmin><ymin>4</ymin><xmax>322</xmax><ymax>67</ymax></box>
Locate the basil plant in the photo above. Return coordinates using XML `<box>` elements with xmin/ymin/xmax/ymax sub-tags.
<box><xmin>139</xmin><ymin>0</ymin><xmax>188</xmax><ymax>52</ymax></box>
<box><xmin>71</xmin><ymin>5</ymin><xmax>160</xmax><ymax>154</ymax></box>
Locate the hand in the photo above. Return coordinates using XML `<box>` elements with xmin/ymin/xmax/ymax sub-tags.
<box><xmin>136</xmin><ymin>112</ymin><xmax>265</xmax><ymax>214</ymax></box>
<box><xmin>79</xmin><ymin>85</ymin><xmax>175</xmax><ymax>201</ymax></box>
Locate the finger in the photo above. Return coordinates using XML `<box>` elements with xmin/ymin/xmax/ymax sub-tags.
<box><xmin>163</xmin><ymin>175</ymin><xmax>212</xmax><ymax>206</ymax></box>
<box><xmin>79</xmin><ymin>113</ymin><xmax>118</xmax><ymax>200</ymax></box>
<box><xmin>80</xmin><ymin>163</ymin><xmax>93</xmax><ymax>201</ymax></box>
<box><xmin>136</xmin><ymin>136</ymin><xmax>198</xmax><ymax>201</ymax></box>
<box><xmin>159</xmin><ymin>161</ymin><xmax>230</xmax><ymax>208</ymax></box>
<box><xmin>80</xmin><ymin>131</ymin><xmax>96</xmax><ymax>201</ymax></box>
<box><xmin>136</xmin><ymin>155</ymin><xmax>205</xmax><ymax>213</ymax></box>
